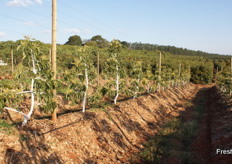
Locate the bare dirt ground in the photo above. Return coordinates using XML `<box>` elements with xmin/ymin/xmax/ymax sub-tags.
<box><xmin>193</xmin><ymin>86</ymin><xmax>232</xmax><ymax>164</ymax></box>
<box><xmin>1</xmin><ymin>84</ymin><xmax>232</xmax><ymax>164</ymax></box>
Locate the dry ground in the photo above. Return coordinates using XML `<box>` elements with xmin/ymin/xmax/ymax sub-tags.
<box><xmin>1</xmin><ymin>84</ymin><xmax>232</xmax><ymax>164</ymax></box>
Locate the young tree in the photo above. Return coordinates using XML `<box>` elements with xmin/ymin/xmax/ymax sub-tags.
<box><xmin>67</xmin><ymin>46</ymin><xmax>96</xmax><ymax>112</ymax></box>
<box><xmin>141</xmin><ymin>64</ymin><xmax>154</xmax><ymax>93</ymax></box>
<box><xmin>106</xmin><ymin>40</ymin><xmax>122</xmax><ymax>104</ymax></box>
<box><xmin>4</xmin><ymin>37</ymin><xmax>56</xmax><ymax>126</ymax></box>
<box><xmin>129</xmin><ymin>61</ymin><xmax>142</xmax><ymax>98</ymax></box>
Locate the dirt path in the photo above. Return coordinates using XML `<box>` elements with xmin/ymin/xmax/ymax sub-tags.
<box><xmin>139</xmin><ymin>85</ymin><xmax>232</xmax><ymax>164</ymax></box>
<box><xmin>168</xmin><ymin>85</ymin><xmax>232</xmax><ymax>164</ymax></box>
<box><xmin>193</xmin><ymin>86</ymin><xmax>232</xmax><ymax>164</ymax></box>
<box><xmin>192</xmin><ymin>86</ymin><xmax>213</xmax><ymax>163</ymax></box>
<box><xmin>196</xmin><ymin>86</ymin><xmax>232</xmax><ymax>164</ymax></box>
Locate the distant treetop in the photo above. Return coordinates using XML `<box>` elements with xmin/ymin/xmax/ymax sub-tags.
<box><xmin>65</xmin><ymin>35</ymin><xmax>82</xmax><ymax>46</ymax></box>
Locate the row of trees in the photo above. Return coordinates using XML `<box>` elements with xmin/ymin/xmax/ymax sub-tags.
<box><xmin>128</xmin><ymin>43</ymin><xmax>223</xmax><ymax>57</ymax></box>
<box><xmin>65</xmin><ymin>35</ymin><xmax>109</xmax><ymax>48</ymax></box>
<box><xmin>64</xmin><ymin>35</ymin><xmax>225</xmax><ymax>57</ymax></box>
<box><xmin>216</xmin><ymin>58</ymin><xmax>232</xmax><ymax>96</ymax></box>
<box><xmin>2</xmin><ymin>34</ymin><xmax>229</xmax><ymax>126</ymax></box>
<box><xmin>1</xmin><ymin>38</ymin><xmax>199</xmax><ymax>126</ymax></box>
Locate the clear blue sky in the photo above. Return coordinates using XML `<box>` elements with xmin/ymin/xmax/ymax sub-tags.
<box><xmin>0</xmin><ymin>0</ymin><xmax>231</xmax><ymax>55</ymax></box>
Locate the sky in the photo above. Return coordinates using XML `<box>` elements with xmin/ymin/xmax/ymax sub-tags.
<box><xmin>0</xmin><ymin>0</ymin><xmax>232</xmax><ymax>55</ymax></box>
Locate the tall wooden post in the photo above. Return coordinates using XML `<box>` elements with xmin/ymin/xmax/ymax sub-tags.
<box><xmin>51</xmin><ymin>0</ymin><xmax>57</xmax><ymax>121</ymax></box>
<box><xmin>179</xmin><ymin>63</ymin><xmax>182</xmax><ymax>85</ymax></box>
<box><xmin>188</xmin><ymin>65</ymin><xmax>191</xmax><ymax>83</ymax></box>
<box><xmin>158</xmin><ymin>51</ymin><xmax>162</xmax><ymax>92</ymax></box>
<box><xmin>49</xmin><ymin>48</ymin><xmax>52</xmax><ymax>63</ymax></box>
<box><xmin>158</xmin><ymin>51</ymin><xmax>162</xmax><ymax>80</ymax></box>
<box><xmin>179</xmin><ymin>63</ymin><xmax>182</xmax><ymax>76</ymax></box>
<box><xmin>51</xmin><ymin>0</ymin><xmax>57</xmax><ymax>79</ymax></box>
<box><xmin>230</xmin><ymin>57</ymin><xmax>232</xmax><ymax>74</ymax></box>
<box><xmin>11</xmin><ymin>49</ymin><xmax>14</xmax><ymax>75</ymax></box>
<box><xmin>230</xmin><ymin>57</ymin><xmax>232</xmax><ymax>96</ymax></box>
<box><xmin>97</xmin><ymin>52</ymin><xmax>100</xmax><ymax>86</ymax></box>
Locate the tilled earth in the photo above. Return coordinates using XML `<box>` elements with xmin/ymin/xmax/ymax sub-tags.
<box><xmin>1</xmin><ymin>84</ymin><xmax>232</xmax><ymax>163</ymax></box>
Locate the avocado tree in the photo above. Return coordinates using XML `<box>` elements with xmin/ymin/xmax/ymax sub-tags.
<box><xmin>129</xmin><ymin>61</ymin><xmax>143</xmax><ymax>98</ymax></box>
<box><xmin>141</xmin><ymin>64</ymin><xmax>154</xmax><ymax>93</ymax></box>
<box><xmin>105</xmin><ymin>40</ymin><xmax>122</xmax><ymax>104</ymax></box>
<box><xmin>65</xmin><ymin>46</ymin><xmax>96</xmax><ymax>112</ymax></box>
<box><xmin>4</xmin><ymin>37</ymin><xmax>56</xmax><ymax>126</ymax></box>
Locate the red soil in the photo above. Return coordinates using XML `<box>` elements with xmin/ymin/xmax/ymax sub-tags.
<box><xmin>1</xmin><ymin>84</ymin><xmax>232</xmax><ymax>163</ymax></box>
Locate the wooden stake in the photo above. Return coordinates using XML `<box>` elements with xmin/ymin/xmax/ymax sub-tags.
<box><xmin>230</xmin><ymin>57</ymin><xmax>232</xmax><ymax>96</ymax></box>
<box><xmin>97</xmin><ymin>52</ymin><xmax>100</xmax><ymax>86</ymax></box>
<box><xmin>158</xmin><ymin>51</ymin><xmax>162</xmax><ymax>92</ymax></box>
<box><xmin>231</xmin><ymin>57</ymin><xmax>232</xmax><ymax>74</ymax></box>
<box><xmin>179</xmin><ymin>63</ymin><xmax>182</xmax><ymax>76</ymax></box>
<box><xmin>51</xmin><ymin>0</ymin><xmax>57</xmax><ymax>79</ymax></box>
<box><xmin>51</xmin><ymin>0</ymin><xmax>57</xmax><ymax>122</ymax></box>
<box><xmin>159</xmin><ymin>51</ymin><xmax>162</xmax><ymax>80</ymax></box>
<box><xmin>11</xmin><ymin>49</ymin><xmax>14</xmax><ymax>75</ymax></box>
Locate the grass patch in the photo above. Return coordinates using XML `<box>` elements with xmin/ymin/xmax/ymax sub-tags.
<box><xmin>181</xmin><ymin>152</ymin><xmax>197</xmax><ymax>164</ymax></box>
<box><xmin>140</xmin><ymin>118</ymin><xmax>180</xmax><ymax>163</ymax></box>
<box><xmin>179</xmin><ymin>121</ymin><xmax>198</xmax><ymax>149</ymax></box>
<box><xmin>0</xmin><ymin>120</ymin><xmax>15</xmax><ymax>134</ymax></box>
<box><xmin>183</xmin><ymin>100</ymin><xmax>193</xmax><ymax>107</ymax></box>
<box><xmin>139</xmin><ymin>94</ymin><xmax>207</xmax><ymax>163</ymax></box>
<box><xmin>140</xmin><ymin>118</ymin><xmax>198</xmax><ymax>163</ymax></box>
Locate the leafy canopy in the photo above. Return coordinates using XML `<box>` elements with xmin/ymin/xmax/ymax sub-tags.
<box><xmin>65</xmin><ymin>35</ymin><xmax>82</xmax><ymax>46</ymax></box>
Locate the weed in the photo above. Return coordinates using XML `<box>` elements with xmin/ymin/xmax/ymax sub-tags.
<box><xmin>0</xmin><ymin>120</ymin><xmax>15</xmax><ymax>134</ymax></box>
<box><xmin>19</xmin><ymin>134</ymin><xmax>28</xmax><ymax>141</ymax></box>
<box><xmin>179</xmin><ymin>121</ymin><xmax>197</xmax><ymax>148</ymax></box>
<box><xmin>181</xmin><ymin>152</ymin><xmax>197</xmax><ymax>164</ymax></box>
<box><xmin>183</xmin><ymin>101</ymin><xmax>193</xmax><ymax>107</ymax></box>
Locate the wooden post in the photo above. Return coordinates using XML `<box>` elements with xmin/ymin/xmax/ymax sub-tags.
<box><xmin>188</xmin><ymin>65</ymin><xmax>191</xmax><ymax>83</ymax></box>
<box><xmin>179</xmin><ymin>63</ymin><xmax>181</xmax><ymax>76</ymax></box>
<box><xmin>230</xmin><ymin>57</ymin><xmax>232</xmax><ymax>96</ymax></box>
<box><xmin>51</xmin><ymin>0</ymin><xmax>57</xmax><ymax>79</ymax></box>
<box><xmin>11</xmin><ymin>49</ymin><xmax>14</xmax><ymax>75</ymax></box>
<box><xmin>158</xmin><ymin>51</ymin><xmax>162</xmax><ymax>92</ymax></box>
<box><xmin>49</xmin><ymin>48</ymin><xmax>52</xmax><ymax>63</ymax></box>
<box><xmin>179</xmin><ymin>63</ymin><xmax>182</xmax><ymax>85</ymax></box>
<box><xmin>159</xmin><ymin>51</ymin><xmax>161</xmax><ymax>79</ymax></box>
<box><xmin>231</xmin><ymin>57</ymin><xmax>232</xmax><ymax>74</ymax></box>
<box><xmin>97</xmin><ymin>52</ymin><xmax>100</xmax><ymax>86</ymax></box>
<box><xmin>51</xmin><ymin>0</ymin><xmax>57</xmax><ymax>121</ymax></box>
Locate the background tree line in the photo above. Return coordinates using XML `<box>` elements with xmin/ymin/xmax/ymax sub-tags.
<box><xmin>0</xmin><ymin>34</ymin><xmax>231</xmax><ymax>86</ymax></box>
